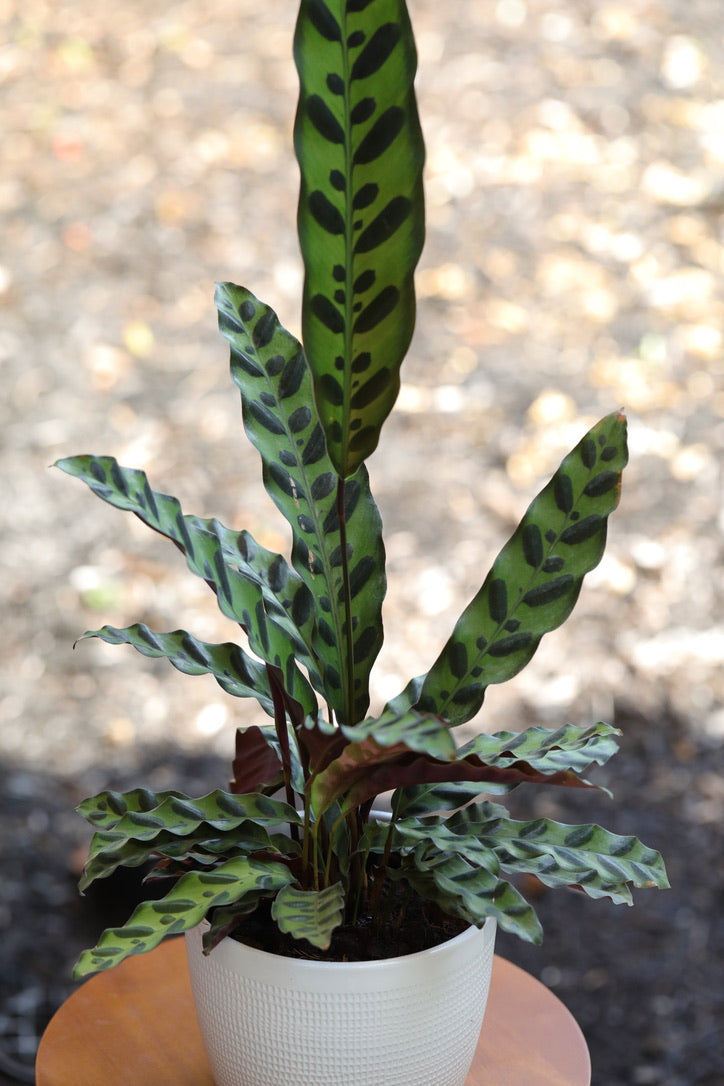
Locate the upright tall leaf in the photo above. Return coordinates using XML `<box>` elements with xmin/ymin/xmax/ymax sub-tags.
<box><xmin>416</xmin><ymin>412</ymin><xmax>628</xmax><ymax>724</ymax></box>
<box><xmin>295</xmin><ymin>0</ymin><xmax>425</xmax><ymax>476</ymax></box>
<box><xmin>217</xmin><ymin>283</ymin><xmax>386</xmax><ymax>725</ymax></box>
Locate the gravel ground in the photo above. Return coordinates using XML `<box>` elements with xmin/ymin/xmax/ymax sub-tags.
<box><xmin>2</xmin><ymin>1</ymin><xmax>723</xmax><ymax>1082</ymax></box>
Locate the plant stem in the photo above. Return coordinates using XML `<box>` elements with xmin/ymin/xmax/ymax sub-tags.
<box><xmin>266</xmin><ymin>664</ymin><xmax>299</xmax><ymax>845</ymax></box>
<box><xmin>336</xmin><ymin>476</ymin><xmax>356</xmax><ymax>726</ymax></box>
<box><xmin>382</xmin><ymin>790</ymin><xmax>403</xmax><ymax>871</ymax></box>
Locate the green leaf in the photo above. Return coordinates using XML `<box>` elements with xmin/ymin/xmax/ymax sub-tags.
<box><xmin>82</xmin><ymin>790</ymin><xmax>301</xmax><ymax>845</ymax></box>
<box><xmin>393</xmin><ymin>843</ymin><xmax>542</xmax><ymax>943</ymax></box>
<box><xmin>77</xmin><ymin>787</ymin><xmax>190</xmax><ymax>830</ymax></box>
<box><xmin>271</xmin><ymin>882</ymin><xmax>345</xmax><ymax>949</ymax></box>
<box><xmin>81</xmin><ymin>822</ymin><xmax>296</xmax><ymax>891</ymax></box>
<box><xmin>393</xmin><ymin>781</ymin><xmax>507</xmax><ymax>819</ymax></box>
<box><xmin>78</xmin><ymin>791</ymin><xmax>302</xmax><ymax>888</ymax></box>
<box><xmin>444</xmin><ymin>805</ymin><xmax>670</xmax><ymax>903</ymax></box>
<box><xmin>294</xmin><ymin>0</ymin><xmax>425</xmax><ymax>476</ymax></box>
<box><xmin>216</xmin><ymin>283</ymin><xmax>386</xmax><ymax>725</ymax></box>
<box><xmin>364</xmin><ymin>721</ymin><xmax>621</xmax><ymax>819</ymax></box>
<box><xmin>55</xmin><ymin>456</ymin><xmax>319</xmax><ymax>716</ymax></box>
<box><xmin>458</xmin><ymin>722</ymin><xmax>620</xmax><ymax>777</ymax></box>
<box><xmin>77</xmin><ymin>623</ymin><xmax>275</xmax><ymax>716</ymax></box>
<box><xmin>72</xmin><ymin>856</ymin><xmax>295</xmax><ymax>978</ymax></box>
<box><xmin>416</xmin><ymin>412</ymin><xmax>628</xmax><ymax>724</ymax></box>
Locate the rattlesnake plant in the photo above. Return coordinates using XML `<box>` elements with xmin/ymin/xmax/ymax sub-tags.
<box><xmin>57</xmin><ymin>0</ymin><xmax>668</xmax><ymax>979</ymax></box>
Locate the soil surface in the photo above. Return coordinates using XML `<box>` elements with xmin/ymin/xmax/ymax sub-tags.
<box><xmin>228</xmin><ymin>892</ymin><xmax>470</xmax><ymax>964</ymax></box>
<box><xmin>2</xmin><ymin>1</ymin><xmax>723</xmax><ymax>1083</ymax></box>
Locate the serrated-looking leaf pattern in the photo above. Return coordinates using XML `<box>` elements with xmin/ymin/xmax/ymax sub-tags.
<box><xmin>73</xmin><ymin>857</ymin><xmax>294</xmax><ymax>977</ymax></box>
<box><xmin>416</xmin><ymin>412</ymin><xmax>628</xmax><ymax>724</ymax></box>
<box><xmin>55</xmin><ymin>455</ymin><xmax>320</xmax><ymax>716</ymax></box>
<box><xmin>295</xmin><ymin>0</ymin><xmax>424</xmax><ymax>476</ymax></box>
<box><xmin>216</xmin><ymin>282</ymin><xmax>386</xmax><ymax>724</ymax></box>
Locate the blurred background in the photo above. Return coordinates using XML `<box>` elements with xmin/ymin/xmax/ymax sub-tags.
<box><xmin>1</xmin><ymin>0</ymin><xmax>722</xmax><ymax>1082</ymax></box>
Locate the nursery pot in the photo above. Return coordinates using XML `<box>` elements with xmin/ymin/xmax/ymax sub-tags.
<box><xmin>185</xmin><ymin>915</ymin><xmax>497</xmax><ymax>1086</ymax></box>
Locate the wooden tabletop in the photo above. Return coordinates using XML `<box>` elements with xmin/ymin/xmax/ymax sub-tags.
<box><xmin>37</xmin><ymin>938</ymin><xmax>590</xmax><ymax>1085</ymax></box>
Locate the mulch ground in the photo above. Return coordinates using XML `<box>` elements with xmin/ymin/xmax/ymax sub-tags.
<box><xmin>1</xmin><ymin>1</ymin><xmax>723</xmax><ymax>1082</ymax></box>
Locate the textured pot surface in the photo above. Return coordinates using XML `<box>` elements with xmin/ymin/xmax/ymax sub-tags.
<box><xmin>185</xmin><ymin>916</ymin><xmax>496</xmax><ymax>1086</ymax></box>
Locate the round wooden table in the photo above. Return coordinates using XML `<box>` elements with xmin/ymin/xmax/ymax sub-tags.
<box><xmin>36</xmin><ymin>938</ymin><xmax>590</xmax><ymax>1085</ymax></box>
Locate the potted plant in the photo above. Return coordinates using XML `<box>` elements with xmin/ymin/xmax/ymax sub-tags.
<box><xmin>56</xmin><ymin>2</ymin><xmax>668</xmax><ymax>1084</ymax></box>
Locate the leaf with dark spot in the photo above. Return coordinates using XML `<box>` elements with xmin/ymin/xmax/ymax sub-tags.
<box><xmin>448</xmin><ymin>642</ymin><xmax>468</xmax><ymax>680</ymax></box>
<box><xmin>413</xmin><ymin>413</ymin><xmax>627</xmax><ymax>724</ymax></box>
<box><xmin>319</xmin><ymin>373</ymin><xmax>345</xmax><ymax>407</ymax></box>
<box><xmin>353</xmin><ymin>183</ymin><xmax>379</xmax><ymax>210</ymax></box>
<box><xmin>350</xmin><ymin>23</ymin><xmax>402</xmax><ymax>80</ymax></box>
<box><xmin>307</xmin><ymin>95</ymin><xmax>345</xmax><ymax>144</ymax></box>
<box><xmin>553</xmin><ymin>473</ymin><xmax>574</xmax><ymax>514</ymax></box>
<box><xmin>355</xmin><ymin>197</ymin><xmax>412</xmax><ymax>253</ymax></box>
<box><xmin>295</xmin><ymin>0</ymin><xmax>424</xmax><ymax>474</ymax></box>
<box><xmin>353</xmin><ymin>106</ymin><xmax>405</xmax><ymax>164</ymax></box>
<box><xmin>487</xmin><ymin>632</ymin><xmax>534</xmax><ymax>658</ymax></box>
<box><xmin>560</xmin><ymin>515</ymin><xmax>603</xmax><ymax>545</ymax></box>
<box><xmin>584</xmin><ymin>471</ymin><xmax>619</xmax><ymax>498</ymax></box>
<box><xmin>349</xmin><ymin>555</ymin><xmax>376</xmax><ymax>597</ymax></box>
<box><xmin>523</xmin><ymin>575</ymin><xmax>574</xmax><ymax>608</ymax></box>
<box><xmin>311</xmin><ymin>473</ymin><xmax>336</xmax><ymax>500</ymax></box>
<box><xmin>309</xmin><ymin>191</ymin><xmax>345</xmax><ymax>235</ymax></box>
<box><xmin>351</xmin><ymin>97</ymin><xmax>376</xmax><ymax>125</ymax></box>
<box><xmin>311</xmin><ymin>294</ymin><xmax>345</xmax><ymax>334</ymax></box>
<box><xmin>252</xmin><ymin>310</ymin><xmax>277</xmax><ymax>349</ymax></box>
<box><xmin>580</xmin><ymin>437</ymin><xmax>597</xmax><ymax>469</ymax></box>
<box><xmin>353</xmin><ymin>286</ymin><xmax>399</xmax><ymax>333</ymax></box>
<box><xmin>307</xmin><ymin>0</ymin><xmax>341</xmax><ymax>41</ymax></box>
<box><xmin>248</xmin><ymin>401</ymin><xmax>286</xmax><ymax>436</ymax></box>
<box><xmin>350</xmin><ymin>368</ymin><xmax>392</xmax><ymax>409</ymax></box>
<box><xmin>522</xmin><ymin>523</ymin><xmax>543</xmax><ymax>568</ymax></box>
<box><xmin>489</xmin><ymin>578</ymin><xmax>508</xmax><ymax>623</ymax></box>
<box><xmin>278</xmin><ymin>352</ymin><xmax>306</xmax><ymax>400</ymax></box>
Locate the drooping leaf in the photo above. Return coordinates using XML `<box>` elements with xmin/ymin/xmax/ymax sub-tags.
<box><xmin>294</xmin><ymin>0</ymin><xmax>425</xmax><ymax>476</ymax></box>
<box><xmin>444</xmin><ymin>805</ymin><xmax>670</xmax><ymax>902</ymax></box>
<box><xmin>391</xmin><ymin>843</ymin><xmax>542</xmax><ymax>943</ymax></box>
<box><xmin>72</xmin><ymin>856</ymin><xmax>295</xmax><ymax>978</ymax></box>
<box><xmin>81</xmin><ymin>790</ymin><xmax>301</xmax><ymax>846</ymax></box>
<box><xmin>77</xmin><ymin>623</ymin><xmax>275</xmax><ymax>716</ymax></box>
<box><xmin>393</xmin><ymin>781</ymin><xmax>499</xmax><ymax>818</ymax></box>
<box><xmin>80</xmin><ymin>821</ymin><xmax>297</xmax><ymax>891</ymax></box>
<box><xmin>216</xmin><ymin>283</ymin><xmax>386</xmax><ymax>725</ymax></box>
<box><xmin>310</xmin><ymin>710</ymin><xmax>604</xmax><ymax>817</ymax></box>
<box><xmin>77</xmin><ymin>790</ymin><xmax>302</xmax><ymax>889</ymax></box>
<box><xmin>55</xmin><ymin>456</ymin><xmax>319</xmax><ymax>716</ymax></box>
<box><xmin>271</xmin><ymin>882</ymin><xmax>346</xmax><ymax>949</ymax></box>
<box><xmin>416</xmin><ymin>412</ymin><xmax>628</xmax><ymax>724</ymax></box>
<box><xmin>77</xmin><ymin>787</ymin><xmax>188</xmax><ymax>831</ymax></box>
<box><xmin>393</xmin><ymin>723</ymin><xmax>620</xmax><ymax>816</ymax></box>
<box><xmin>458</xmin><ymin>721</ymin><xmax>620</xmax><ymax>778</ymax></box>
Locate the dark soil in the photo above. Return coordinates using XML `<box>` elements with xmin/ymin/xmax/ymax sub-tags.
<box><xmin>2</xmin><ymin>1</ymin><xmax>723</xmax><ymax>1084</ymax></box>
<box><xmin>227</xmin><ymin>891</ymin><xmax>469</xmax><ymax>963</ymax></box>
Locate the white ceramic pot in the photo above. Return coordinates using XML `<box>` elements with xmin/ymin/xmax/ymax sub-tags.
<box><xmin>185</xmin><ymin>913</ymin><xmax>496</xmax><ymax>1086</ymax></box>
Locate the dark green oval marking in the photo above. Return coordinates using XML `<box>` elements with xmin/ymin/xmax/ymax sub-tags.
<box><xmin>351</xmin><ymin>23</ymin><xmax>402</xmax><ymax>80</ymax></box>
<box><xmin>307</xmin><ymin>94</ymin><xmax>344</xmax><ymax>144</ymax></box>
<box><xmin>353</xmin><ymin>107</ymin><xmax>405</xmax><ymax>164</ymax></box>
<box><xmin>310</xmin><ymin>294</ymin><xmax>345</xmax><ymax>333</ymax></box>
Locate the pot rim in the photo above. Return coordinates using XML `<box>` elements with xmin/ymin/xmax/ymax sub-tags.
<box><xmin>193</xmin><ymin>914</ymin><xmax>496</xmax><ymax>976</ymax></box>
